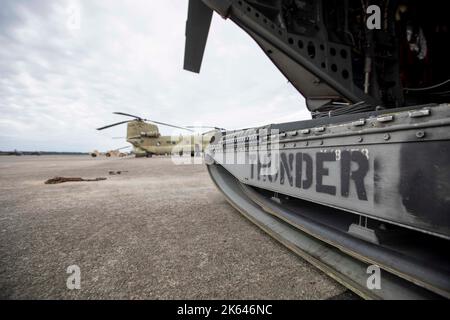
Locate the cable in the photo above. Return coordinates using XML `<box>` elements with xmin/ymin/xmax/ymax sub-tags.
<box><xmin>404</xmin><ymin>79</ymin><xmax>450</xmax><ymax>92</ymax></box>
<box><xmin>311</xmin><ymin>101</ymin><xmax>376</xmax><ymax>118</ymax></box>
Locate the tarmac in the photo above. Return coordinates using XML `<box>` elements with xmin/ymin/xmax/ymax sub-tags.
<box><xmin>0</xmin><ymin>155</ymin><xmax>354</xmax><ymax>299</ymax></box>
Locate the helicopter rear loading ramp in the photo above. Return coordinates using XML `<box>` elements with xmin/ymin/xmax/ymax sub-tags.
<box><xmin>183</xmin><ymin>0</ymin><xmax>450</xmax><ymax>299</ymax></box>
<box><xmin>205</xmin><ymin>103</ymin><xmax>450</xmax><ymax>299</ymax></box>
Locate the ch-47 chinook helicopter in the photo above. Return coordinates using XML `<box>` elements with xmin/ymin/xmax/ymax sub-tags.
<box><xmin>97</xmin><ymin>112</ymin><xmax>223</xmax><ymax>157</ymax></box>
<box><xmin>183</xmin><ymin>0</ymin><xmax>450</xmax><ymax>298</ymax></box>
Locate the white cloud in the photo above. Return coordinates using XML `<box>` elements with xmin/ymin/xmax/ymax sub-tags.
<box><xmin>0</xmin><ymin>0</ymin><xmax>309</xmax><ymax>152</ymax></box>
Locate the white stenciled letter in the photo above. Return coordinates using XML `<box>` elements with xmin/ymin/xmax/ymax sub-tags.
<box><xmin>66</xmin><ymin>265</ymin><xmax>81</xmax><ymax>290</ymax></box>
<box><xmin>366</xmin><ymin>265</ymin><xmax>381</xmax><ymax>290</ymax></box>
<box><xmin>366</xmin><ymin>5</ymin><xmax>381</xmax><ymax>30</ymax></box>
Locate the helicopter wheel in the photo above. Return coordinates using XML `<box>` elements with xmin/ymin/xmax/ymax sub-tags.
<box><xmin>146</xmin><ymin>153</ymin><xmax>153</xmax><ymax>158</ymax></box>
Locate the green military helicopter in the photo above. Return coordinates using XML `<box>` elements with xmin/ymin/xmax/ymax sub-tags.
<box><xmin>97</xmin><ymin>112</ymin><xmax>223</xmax><ymax>157</ymax></box>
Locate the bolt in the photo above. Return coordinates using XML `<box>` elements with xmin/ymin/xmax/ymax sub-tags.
<box><xmin>383</xmin><ymin>133</ymin><xmax>390</xmax><ymax>141</ymax></box>
<box><xmin>357</xmin><ymin>136</ymin><xmax>363</xmax><ymax>143</ymax></box>
<box><xmin>416</xmin><ymin>131</ymin><xmax>425</xmax><ymax>139</ymax></box>
<box><xmin>416</xmin><ymin>131</ymin><xmax>426</xmax><ymax>139</ymax></box>
<box><xmin>319</xmin><ymin>140</ymin><xmax>324</xmax><ymax>145</ymax></box>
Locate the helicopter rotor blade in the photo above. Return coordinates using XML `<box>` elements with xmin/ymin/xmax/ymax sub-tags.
<box><xmin>183</xmin><ymin>0</ymin><xmax>213</xmax><ymax>73</ymax></box>
<box><xmin>185</xmin><ymin>126</ymin><xmax>226</xmax><ymax>130</ymax></box>
<box><xmin>112</xmin><ymin>112</ymin><xmax>143</xmax><ymax>120</ymax></box>
<box><xmin>111</xmin><ymin>112</ymin><xmax>193</xmax><ymax>132</ymax></box>
<box><xmin>145</xmin><ymin>119</ymin><xmax>194</xmax><ymax>132</ymax></box>
<box><xmin>97</xmin><ymin>120</ymin><xmax>133</xmax><ymax>131</ymax></box>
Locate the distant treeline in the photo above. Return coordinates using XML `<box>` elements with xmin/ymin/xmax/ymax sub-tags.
<box><xmin>0</xmin><ymin>151</ymin><xmax>89</xmax><ymax>156</ymax></box>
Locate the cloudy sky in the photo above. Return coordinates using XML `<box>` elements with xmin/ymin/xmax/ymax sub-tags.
<box><xmin>0</xmin><ymin>0</ymin><xmax>309</xmax><ymax>152</ymax></box>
